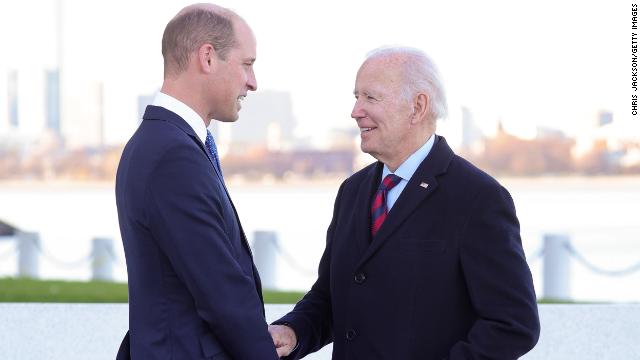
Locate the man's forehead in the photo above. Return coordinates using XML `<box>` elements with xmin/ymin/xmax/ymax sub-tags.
<box><xmin>357</xmin><ymin>59</ymin><xmax>403</xmax><ymax>85</ymax></box>
<box><xmin>362</xmin><ymin>53</ymin><xmax>408</xmax><ymax>72</ymax></box>
<box><xmin>231</xmin><ymin>19</ymin><xmax>256</xmax><ymax>55</ymax></box>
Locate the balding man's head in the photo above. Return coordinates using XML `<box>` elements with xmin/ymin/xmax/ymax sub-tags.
<box><xmin>364</xmin><ymin>47</ymin><xmax>448</xmax><ymax>123</ymax></box>
<box><xmin>161</xmin><ymin>4</ymin><xmax>240</xmax><ymax>78</ymax></box>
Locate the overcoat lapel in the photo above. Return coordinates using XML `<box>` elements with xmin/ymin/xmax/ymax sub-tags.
<box><xmin>352</xmin><ymin>162</ymin><xmax>384</xmax><ymax>256</ymax></box>
<box><xmin>356</xmin><ymin>136</ymin><xmax>454</xmax><ymax>267</ymax></box>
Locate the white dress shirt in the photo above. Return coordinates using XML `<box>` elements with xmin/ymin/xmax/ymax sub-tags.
<box><xmin>381</xmin><ymin>133</ymin><xmax>436</xmax><ymax>210</ymax></box>
<box><xmin>152</xmin><ymin>91</ymin><xmax>208</xmax><ymax>145</ymax></box>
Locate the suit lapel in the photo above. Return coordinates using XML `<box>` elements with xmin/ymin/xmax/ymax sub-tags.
<box><xmin>144</xmin><ymin>106</ymin><xmax>226</xmax><ymax>187</ymax></box>
<box><xmin>143</xmin><ymin>105</ymin><xmax>256</xmax><ymax>260</ymax></box>
<box><xmin>225</xmin><ymin>195</ymin><xmax>263</xmax><ymax>305</ymax></box>
<box><xmin>201</xmin><ymin>142</ymin><xmax>227</xmax><ymax>187</ymax></box>
<box><xmin>357</xmin><ymin>136</ymin><xmax>454</xmax><ymax>267</ymax></box>
<box><xmin>353</xmin><ymin>163</ymin><xmax>384</xmax><ymax>255</ymax></box>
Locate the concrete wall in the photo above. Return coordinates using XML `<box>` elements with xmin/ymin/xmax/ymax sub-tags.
<box><xmin>0</xmin><ymin>304</ymin><xmax>637</xmax><ymax>359</ymax></box>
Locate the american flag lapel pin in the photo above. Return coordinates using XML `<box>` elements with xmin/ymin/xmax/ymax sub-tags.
<box><xmin>419</xmin><ymin>182</ymin><xmax>429</xmax><ymax>189</ymax></box>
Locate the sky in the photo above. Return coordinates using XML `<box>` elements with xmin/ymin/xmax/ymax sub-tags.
<box><xmin>0</xmin><ymin>0</ymin><xmax>633</xmax><ymax>146</ymax></box>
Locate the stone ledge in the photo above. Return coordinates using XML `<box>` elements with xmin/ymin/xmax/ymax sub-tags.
<box><xmin>0</xmin><ymin>304</ymin><xmax>637</xmax><ymax>359</ymax></box>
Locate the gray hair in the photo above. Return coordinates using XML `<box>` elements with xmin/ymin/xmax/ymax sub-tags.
<box><xmin>366</xmin><ymin>47</ymin><xmax>448</xmax><ymax>122</ymax></box>
<box><xmin>162</xmin><ymin>8</ymin><xmax>237</xmax><ymax>77</ymax></box>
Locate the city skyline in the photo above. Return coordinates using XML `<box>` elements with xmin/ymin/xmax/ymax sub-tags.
<box><xmin>0</xmin><ymin>0</ymin><xmax>634</xmax><ymax>149</ymax></box>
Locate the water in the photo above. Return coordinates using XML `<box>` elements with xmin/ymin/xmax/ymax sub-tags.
<box><xmin>0</xmin><ymin>177</ymin><xmax>639</xmax><ymax>302</ymax></box>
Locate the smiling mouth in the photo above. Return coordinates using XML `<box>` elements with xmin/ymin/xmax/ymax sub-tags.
<box><xmin>236</xmin><ymin>95</ymin><xmax>246</xmax><ymax>109</ymax></box>
<box><xmin>360</xmin><ymin>127</ymin><xmax>376</xmax><ymax>133</ymax></box>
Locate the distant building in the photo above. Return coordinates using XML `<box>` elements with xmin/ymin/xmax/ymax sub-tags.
<box><xmin>461</xmin><ymin>106</ymin><xmax>484</xmax><ymax>154</ymax></box>
<box><xmin>223</xmin><ymin>149</ymin><xmax>355</xmax><ymax>179</ymax></box>
<box><xmin>598</xmin><ymin>111</ymin><xmax>613</xmax><ymax>127</ymax></box>
<box><xmin>575</xmin><ymin>110</ymin><xmax>619</xmax><ymax>159</ymax></box>
<box><xmin>229</xmin><ymin>90</ymin><xmax>296</xmax><ymax>154</ymax></box>
<box><xmin>7</xmin><ymin>70</ymin><xmax>18</xmax><ymax>128</ymax></box>
<box><xmin>45</xmin><ymin>69</ymin><xmax>61</xmax><ymax>135</ymax></box>
<box><xmin>137</xmin><ymin>93</ymin><xmax>155</xmax><ymax>123</ymax></box>
<box><xmin>327</xmin><ymin>127</ymin><xmax>359</xmax><ymax>150</ymax></box>
<box><xmin>536</xmin><ymin>126</ymin><xmax>566</xmax><ymax>139</ymax></box>
<box><xmin>0</xmin><ymin>68</ymin><xmax>48</xmax><ymax>137</ymax></box>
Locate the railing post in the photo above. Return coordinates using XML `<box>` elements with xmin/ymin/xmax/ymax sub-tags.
<box><xmin>543</xmin><ymin>233</ymin><xmax>571</xmax><ymax>301</ymax></box>
<box><xmin>17</xmin><ymin>231</ymin><xmax>40</xmax><ymax>279</ymax></box>
<box><xmin>91</xmin><ymin>237</ymin><xmax>114</xmax><ymax>281</ymax></box>
<box><xmin>252</xmin><ymin>230</ymin><xmax>278</xmax><ymax>290</ymax></box>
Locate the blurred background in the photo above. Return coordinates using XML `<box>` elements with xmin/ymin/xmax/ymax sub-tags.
<box><xmin>0</xmin><ymin>0</ymin><xmax>638</xmax><ymax>302</ymax></box>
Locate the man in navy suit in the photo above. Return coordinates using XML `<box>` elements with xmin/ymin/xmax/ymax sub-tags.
<box><xmin>115</xmin><ymin>4</ymin><xmax>278</xmax><ymax>359</ymax></box>
<box><xmin>268</xmin><ymin>48</ymin><xmax>540</xmax><ymax>359</ymax></box>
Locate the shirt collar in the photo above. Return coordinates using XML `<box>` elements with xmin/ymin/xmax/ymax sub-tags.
<box><xmin>152</xmin><ymin>91</ymin><xmax>208</xmax><ymax>144</ymax></box>
<box><xmin>382</xmin><ymin>133</ymin><xmax>436</xmax><ymax>181</ymax></box>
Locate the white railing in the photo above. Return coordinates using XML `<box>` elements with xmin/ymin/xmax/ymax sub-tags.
<box><xmin>0</xmin><ymin>304</ymin><xmax>638</xmax><ymax>360</ymax></box>
<box><xmin>4</xmin><ymin>231</ymin><xmax>640</xmax><ymax>301</ymax></box>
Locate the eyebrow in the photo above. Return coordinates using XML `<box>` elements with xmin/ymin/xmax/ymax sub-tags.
<box><xmin>354</xmin><ymin>90</ymin><xmax>380</xmax><ymax>99</ymax></box>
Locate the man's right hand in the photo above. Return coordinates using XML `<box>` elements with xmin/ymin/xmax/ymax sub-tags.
<box><xmin>268</xmin><ymin>324</ymin><xmax>297</xmax><ymax>358</ymax></box>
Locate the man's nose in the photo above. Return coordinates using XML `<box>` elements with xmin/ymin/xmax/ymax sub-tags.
<box><xmin>247</xmin><ymin>71</ymin><xmax>257</xmax><ymax>91</ymax></box>
<box><xmin>351</xmin><ymin>101</ymin><xmax>363</xmax><ymax>119</ymax></box>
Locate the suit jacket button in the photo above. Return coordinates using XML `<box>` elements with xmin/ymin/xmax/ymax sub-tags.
<box><xmin>354</xmin><ymin>272</ymin><xmax>366</xmax><ymax>284</ymax></box>
<box><xmin>346</xmin><ymin>329</ymin><xmax>357</xmax><ymax>341</ymax></box>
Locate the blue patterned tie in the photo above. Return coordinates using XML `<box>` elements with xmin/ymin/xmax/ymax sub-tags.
<box><xmin>205</xmin><ymin>129</ymin><xmax>223</xmax><ymax>177</ymax></box>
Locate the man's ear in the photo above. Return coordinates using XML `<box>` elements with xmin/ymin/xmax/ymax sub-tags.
<box><xmin>197</xmin><ymin>43</ymin><xmax>216</xmax><ymax>73</ymax></box>
<box><xmin>411</xmin><ymin>93</ymin><xmax>429</xmax><ymax>125</ymax></box>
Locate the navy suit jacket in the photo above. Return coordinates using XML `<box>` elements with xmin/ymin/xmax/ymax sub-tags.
<box><xmin>276</xmin><ymin>136</ymin><xmax>540</xmax><ymax>360</ymax></box>
<box><xmin>115</xmin><ymin>106</ymin><xmax>278</xmax><ymax>359</ymax></box>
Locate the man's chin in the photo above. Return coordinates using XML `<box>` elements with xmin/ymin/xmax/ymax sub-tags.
<box><xmin>360</xmin><ymin>141</ymin><xmax>375</xmax><ymax>154</ymax></box>
<box><xmin>360</xmin><ymin>144</ymin><xmax>383</xmax><ymax>160</ymax></box>
<box><xmin>213</xmin><ymin>114</ymin><xmax>240</xmax><ymax>123</ymax></box>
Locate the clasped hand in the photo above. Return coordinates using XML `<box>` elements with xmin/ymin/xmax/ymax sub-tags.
<box><xmin>268</xmin><ymin>324</ymin><xmax>297</xmax><ymax>358</ymax></box>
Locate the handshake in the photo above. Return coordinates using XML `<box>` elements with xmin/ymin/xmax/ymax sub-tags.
<box><xmin>268</xmin><ymin>324</ymin><xmax>298</xmax><ymax>358</ymax></box>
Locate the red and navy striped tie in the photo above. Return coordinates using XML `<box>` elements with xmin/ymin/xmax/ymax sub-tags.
<box><xmin>371</xmin><ymin>174</ymin><xmax>402</xmax><ymax>236</ymax></box>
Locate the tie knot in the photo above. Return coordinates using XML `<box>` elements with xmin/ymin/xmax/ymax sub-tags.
<box><xmin>379</xmin><ymin>174</ymin><xmax>402</xmax><ymax>191</ymax></box>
